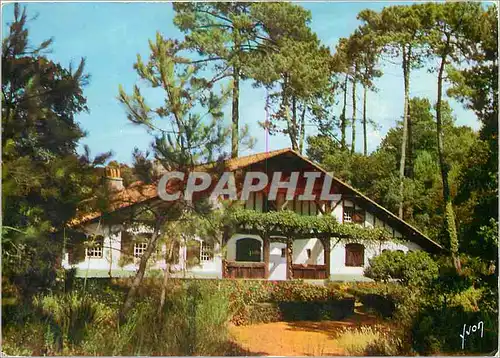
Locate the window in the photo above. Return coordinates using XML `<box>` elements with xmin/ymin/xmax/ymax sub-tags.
<box><xmin>134</xmin><ymin>242</ymin><xmax>148</xmax><ymax>258</ymax></box>
<box><xmin>236</xmin><ymin>238</ymin><xmax>262</xmax><ymax>262</ymax></box>
<box><xmin>344</xmin><ymin>206</ymin><xmax>365</xmax><ymax>224</ymax></box>
<box><xmin>343</xmin><ymin>207</ymin><xmax>353</xmax><ymax>223</ymax></box>
<box><xmin>345</xmin><ymin>243</ymin><xmax>365</xmax><ymax>267</ymax></box>
<box><xmin>353</xmin><ymin>207</ymin><xmax>365</xmax><ymax>224</ymax></box>
<box><xmin>281</xmin><ymin>248</ymin><xmax>286</xmax><ymax>258</ymax></box>
<box><xmin>306</xmin><ymin>249</ymin><xmax>312</xmax><ymax>259</ymax></box>
<box><xmin>200</xmin><ymin>242</ymin><xmax>213</xmax><ymax>262</ymax></box>
<box><xmin>86</xmin><ymin>236</ymin><xmax>104</xmax><ymax>258</ymax></box>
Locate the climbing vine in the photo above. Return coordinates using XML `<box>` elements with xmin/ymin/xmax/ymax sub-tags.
<box><xmin>226</xmin><ymin>208</ymin><xmax>398</xmax><ymax>245</ymax></box>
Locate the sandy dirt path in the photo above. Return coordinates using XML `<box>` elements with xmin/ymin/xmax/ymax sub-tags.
<box><xmin>228</xmin><ymin>312</ymin><xmax>382</xmax><ymax>356</ymax></box>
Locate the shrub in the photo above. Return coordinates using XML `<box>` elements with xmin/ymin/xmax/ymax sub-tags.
<box><xmin>363</xmin><ymin>332</ymin><xmax>404</xmax><ymax>356</ymax></box>
<box><xmin>364</xmin><ymin>250</ymin><xmax>439</xmax><ymax>287</ymax></box>
<box><xmin>105</xmin><ymin>280</ymin><xmax>233</xmax><ymax>356</ymax></box>
<box><xmin>33</xmin><ymin>291</ymin><xmax>114</xmax><ymax>350</ymax></box>
<box><xmin>340</xmin><ymin>282</ymin><xmax>410</xmax><ymax>318</ymax></box>
<box><xmin>333</xmin><ymin>325</ymin><xmax>384</xmax><ymax>355</ymax></box>
<box><xmin>410</xmin><ymin>305</ymin><xmax>498</xmax><ymax>355</ymax></box>
<box><xmin>247</xmin><ymin>303</ymin><xmax>282</xmax><ymax>324</ymax></box>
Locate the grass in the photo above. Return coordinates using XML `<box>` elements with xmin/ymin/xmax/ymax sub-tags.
<box><xmin>332</xmin><ymin>325</ymin><xmax>382</xmax><ymax>355</ymax></box>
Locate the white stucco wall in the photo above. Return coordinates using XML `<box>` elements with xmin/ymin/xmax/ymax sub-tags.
<box><xmin>62</xmin><ymin>223</ymin><xmax>124</xmax><ymax>272</ymax></box>
<box><xmin>292</xmin><ymin>238</ymin><xmax>324</xmax><ymax>265</ymax></box>
<box><xmin>329</xmin><ymin>238</ymin><xmax>422</xmax><ymax>278</ymax></box>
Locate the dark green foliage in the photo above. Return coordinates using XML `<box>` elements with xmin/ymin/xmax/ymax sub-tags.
<box><xmin>411</xmin><ymin>304</ymin><xmax>497</xmax><ymax>354</ymax></box>
<box><xmin>228</xmin><ymin>208</ymin><xmax>393</xmax><ymax>243</ymax></box>
<box><xmin>2</xmin><ymin>4</ymin><xmax>111</xmax><ymax>296</ymax></box>
<box><xmin>247</xmin><ymin>303</ymin><xmax>283</xmax><ymax>324</ymax></box>
<box><xmin>340</xmin><ymin>282</ymin><xmax>409</xmax><ymax>318</ymax></box>
<box><xmin>364</xmin><ymin>250</ymin><xmax>439</xmax><ymax>287</ymax></box>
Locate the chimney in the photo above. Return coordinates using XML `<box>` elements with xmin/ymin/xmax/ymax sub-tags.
<box><xmin>104</xmin><ymin>167</ymin><xmax>124</xmax><ymax>192</ymax></box>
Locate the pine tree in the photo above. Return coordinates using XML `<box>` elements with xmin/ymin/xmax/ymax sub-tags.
<box><xmin>359</xmin><ymin>4</ymin><xmax>428</xmax><ymax>218</ymax></box>
<box><xmin>173</xmin><ymin>3</ymin><xmax>261</xmax><ymax>158</ymax></box>
<box><xmin>2</xmin><ymin>4</ymin><xmax>111</xmax><ymax>294</ymax></box>
<box><xmin>117</xmin><ymin>33</ymin><xmax>230</xmax><ymax>318</ymax></box>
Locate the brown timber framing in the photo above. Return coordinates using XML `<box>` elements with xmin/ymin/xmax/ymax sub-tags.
<box><xmin>263</xmin><ymin>233</ymin><xmax>270</xmax><ymax>279</ymax></box>
<box><xmin>286</xmin><ymin>239</ymin><xmax>293</xmax><ymax>280</ymax></box>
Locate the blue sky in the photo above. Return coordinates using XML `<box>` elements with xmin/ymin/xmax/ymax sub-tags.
<box><xmin>2</xmin><ymin>2</ymin><xmax>479</xmax><ymax>164</ymax></box>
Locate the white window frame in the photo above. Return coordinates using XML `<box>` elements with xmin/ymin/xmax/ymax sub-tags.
<box><xmin>200</xmin><ymin>241</ymin><xmax>213</xmax><ymax>262</ymax></box>
<box><xmin>86</xmin><ymin>237</ymin><xmax>104</xmax><ymax>259</ymax></box>
<box><xmin>134</xmin><ymin>242</ymin><xmax>148</xmax><ymax>258</ymax></box>
<box><xmin>343</xmin><ymin>207</ymin><xmax>353</xmax><ymax>223</ymax></box>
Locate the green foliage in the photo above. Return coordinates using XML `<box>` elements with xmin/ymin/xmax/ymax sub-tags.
<box><xmin>33</xmin><ymin>292</ymin><xmax>114</xmax><ymax>348</ymax></box>
<box><xmin>246</xmin><ymin>3</ymin><xmax>333</xmax><ymax>152</ymax></box>
<box><xmin>227</xmin><ymin>208</ymin><xmax>394</xmax><ymax>243</ymax></box>
<box><xmin>118</xmin><ymin>33</ymin><xmax>230</xmax><ymax>168</ymax></box>
<box><xmin>364</xmin><ymin>250</ymin><xmax>439</xmax><ymax>287</ymax></box>
<box><xmin>1</xmin><ymin>4</ymin><xmax>111</xmax><ymax>296</ymax></box>
<box><xmin>333</xmin><ymin>325</ymin><xmax>403</xmax><ymax>356</ymax></box>
<box><xmin>411</xmin><ymin>304</ymin><xmax>497</xmax><ymax>355</ymax></box>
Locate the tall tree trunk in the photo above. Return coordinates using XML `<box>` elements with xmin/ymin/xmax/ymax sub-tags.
<box><xmin>362</xmin><ymin>84</ymin><xmax>368</xmax><ymax>156</ymax></box>
<box><xmin>120</xmin><ymin>217</ymin><xmax>164</xmax><ymax>322</ymax></box>
<box><xmin>407</xmin><ymin>101</ymin><xmax>414</xmax><ymax>178</ymax></box>
<box><xmin>299</xmin><ymin>105</ymin><xmax>306</xmax><ymax>154</ymax></box>
<box><xmin>398</xmin><ymin>47</ymin><xmax>410</xmax><ymax>219</ymax></box>
<box><xmin>158</xmin><ymin>239</ymin><xmax>176</xmax><ymax>316</ymax></box>
<box><xmin>436</xmin><ymin>48</ymin><xmax>460</xmax><ymax>273</ymax></box>
<box><xmin>283</xmin><ymin>76</ymin><xmax>298</xmax><ymax>151</ymax></box>
<box><xmin>340</xmin><ymin>73</ymin><xmax>348</xmax><ymax>150</ymax></box>
<box><xmin>231</xmin><ymin>66</ymin><xmax>239</xmax><ymax>159</ymax></box>
<box><xmin>292</xmin><ymin>94</ymin><xmax>297</xmax><ymax>148</ymax></box>
<box><xmin>351</xmin><ymin>77</ymin><xmax>356</xmax><ymax>154</ymax></box>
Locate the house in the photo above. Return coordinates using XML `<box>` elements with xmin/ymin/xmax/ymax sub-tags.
<box><xmin>62</xmin><ymin>148</ymin><xmax>443</xmax><ymax>281</ymax></box>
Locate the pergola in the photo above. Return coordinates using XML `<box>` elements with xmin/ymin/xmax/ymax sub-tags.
<box><xmin>221</xmin><ymin>209</ymin><xmax>393</xmax><ymax>280</ymax></box>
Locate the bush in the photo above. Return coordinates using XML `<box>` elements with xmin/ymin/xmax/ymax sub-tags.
<box><xmin>107</xmin><ymin>280</ymin><xmax>233</xmax><ymax>356</ymax></box>
<box><xmin>340</xmin><ymin>282</ymin><xmax>410</xmax><ymax>318</ymax></box>
<box><xmin>33</xmin><ymin>291</ymin><xmax>115</xmax><ymax>351</ymax></box>
<box><xmin>364</xmin><ymin>250</ymin><xmax>439</xmax><ymax>287</ymax></box>
<box><xmin>411</xmin><ymin>305</ymin><xmax>498</xmax><ymax>355</ymax></box>
<box><xmin>220</xmin><ymin>280</ymin><xmax>354</xmax><ymax>325</ymax></box>
<box><xmin>333</xmin><ymin>325</ymin><xmax>391</xmax><ymax>355</ymax></box>
<box><xmin>364</xmin><ymin>332</ymin><xmax>404</xmax><ymax>356</ymax></box>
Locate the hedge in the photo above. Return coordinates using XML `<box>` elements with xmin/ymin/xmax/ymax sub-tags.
<box><xmin>328</xmin><ymin>281</ymin><xmax>409</xmax><ymax>318</ymax></box>
<box><xmin>72</xmin><ymin>277</ymin><xmax>355</xmax><ymax>325</ymax></box>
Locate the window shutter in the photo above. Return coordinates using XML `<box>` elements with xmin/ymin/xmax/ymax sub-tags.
<box><xmin>186</xmin><ymin>240</ymin><xmax>201</xmax><ymax>265</ymax></box>
<box><xmin>345</xmin><ymin>243</ymin><xmax>365</xmax><ymax>267</ymax></box>
<box><xmin>120</xmin><ymin>231</ymin><xmax>134</xmax><ymax>264</ymax></box>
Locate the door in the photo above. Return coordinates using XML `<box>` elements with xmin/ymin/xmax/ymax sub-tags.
<box><xmin>268</xmin><ymin>242</ymin><xmax>287</xmax><ymax>280</ymax></box>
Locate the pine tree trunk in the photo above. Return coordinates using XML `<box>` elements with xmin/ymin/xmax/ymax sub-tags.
<box><xmin>363</xmin><ymin>84</ymin><xmax>368</xmax><ymax>156</ymax></box>
<box><xmin>436</xmin><ymin>46</ymin><xmax>459</xmax><ymax>273</ymax></box>
<box><xmin>341</xmin><ymin>74</ymin><xmax>348</xmax><ymax>150</ymax></box>
<box><xmin>283</xmin><ymin>76</ymin><xmax>298</xmax><ymax>151</ymax></box>
<box><xmin>351</xmin><ymin>77</ymin><xmax>356</xmax><ymax>154</ymax></box>
<box><xmin>436</xmin><ymin>58</ymin><xmax>451</xmax><ymax>205</ymax></box>
<box><xmin>299</xmin><ymin>105</ymin><xmax>306</xmax><ymax>154</ymax></box>
<box><xmin>158</xmin><ymin>239</ymin><xmax>176</xmax><ymax>316</ymax></box>
<box><xmin>292</xmin><ymin>94</ymin><xmax>298</xmax><ymax>150</ymax></box>
<box><xmin>398</xmin><ymin>47</ymin><xmax>410</xmax><ymax>219</ymax></box>
<box><xmin>120</xmin><ymin>218</ymin><xmax>164</xmax><ymax>323</ymax></box>
<box><xmin>231</xmin><ymin>66</ymin><xmax>239</xmax><ymax>159</ymax></box>
<box><xmin>407</xmin><ymin>100</ymin><xmax>414</xmax><ymax>178</ymax></box>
